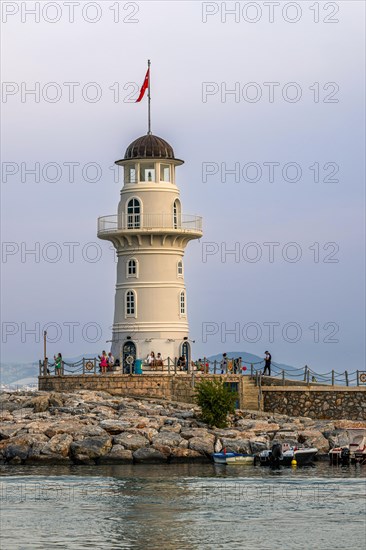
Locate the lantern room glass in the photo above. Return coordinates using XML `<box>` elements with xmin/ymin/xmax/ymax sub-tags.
<box><xmin>160</xmin><ymin>164</ymin><xmax>171</xmax><ymax>182</ymax></box>
<box><xmin>140</xmin><ymin>164</ymin><xmax>156</xmax><ymax>182</ymax></box>
<box><xmin>124</xmin><ymin>164</ymin><xmax>137</xmax><ymax>184</ymax></box>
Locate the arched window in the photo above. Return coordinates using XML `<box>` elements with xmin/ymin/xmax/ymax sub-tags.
<box><xmin>127</xmin><ymin>198</ymin><xmax>140</xmax><ymax>229</ymax></box>
<box><xmin>127</xmin><ymin>258</ymin><xmax>138</xmax><ymax>278</ymax></box>
<box><xmin>179</xmin><ymin>290</ymin><xmax>186</xmax><ymax>316</ymax></box>
<box><xmin>177</xmin><ymin>260</ymin><xmax>183</xmax><ymax>278</ymax></box>
<box><xmin>173</xmin><ymin>199</ymin><xmax>181</xmax><ymax>229</ymax></box>
<box><xmin>125</xmin><ymin>290</ymin><xmax>136</xmax><ymax>317</ymax></box>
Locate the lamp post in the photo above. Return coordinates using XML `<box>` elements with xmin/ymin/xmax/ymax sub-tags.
<box><xmin>43</xmin><ymin>331</ymin><xmax>47</xmax><ymax>361</ymax></box>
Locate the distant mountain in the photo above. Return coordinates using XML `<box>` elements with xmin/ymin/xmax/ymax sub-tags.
<box><xmin>0</xmin><ymin>353</ymin><xmax>99</xmax><ymax>386</ymax></box>
<box><xmin>0</xmin><ymin>362</ymin><xmax>39</xmax><ymax>386</ymax></box>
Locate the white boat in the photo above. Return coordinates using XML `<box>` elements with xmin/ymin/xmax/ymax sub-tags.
<box><xmin>329</xmin><ymin>429</ymin><xmax>366</xmax><ymax>465</ymax></box>
<box><xmin>213</xmin><ymin>452</ymin><xmax>255</xmax><ymax>465</ymax></box>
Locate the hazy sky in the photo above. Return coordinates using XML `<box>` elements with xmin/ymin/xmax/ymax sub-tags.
<box><xmin>1</xmin><ymin>1</ymin><xmax>365</xmax><ymax>373</ymax></box>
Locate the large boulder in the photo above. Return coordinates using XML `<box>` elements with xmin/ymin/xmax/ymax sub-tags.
<box><xmin>213</xmin><ymin>429</ymin><xmax>241</xmax><ymax>439</ymax></box>
<box><xmin>44</xmin><ymin>420</ymin><xmax>89</xmax><ymax>438</ymax></box>
<box><xmin>113</xmin><ymin>433</ymin><xmax>149</xmax><ymax>451</ymax></box>
<box><xmin>160</xmin><ymin>423</ymin><xmax>182</xmax><ymax>433</ymax></box>
<box><xmin>24</xmin><ymin>421</ymin><xmax>53</xmax><ymax>434</ymax></box>
<box><xmin>12</xmin><ymin>408</ymin><xmax>34</xmax><ymax>420</ymax></box>
<box><xmin>99</xmin><ymin>420</ymin><xmax>132</xmax><ymax>434</ymax></box>
<box><xmin>220</xmin><ymin>438</ymin><xmax>251</xmax><ymax>454</ymax></box>
<box><xmin>252</xmin><ymin>421</ymin><xmax>280</xmax><ymax>433</ymax></box>
<box><xmin>43</xmin><ymin>433</ymin><xmax>73</xmax><ymax>457</ymax></box>
<box><xmin>48</xmin><ymin>393</ymin><xmax>64</xmax><ymax>407</ymax></box>
<box><xmin>26</xmin><ymin>395</ymin><xmax>50</xmax><ymax>413</ymax></box>
<box><xmin>249</xmin><ymin>437</ymin><xmax>270</xmax><ymax>454</ymax></box>
<box><xmin>89</xmin><ymin>405</ymin><xmax>117</xmax><ymax>418</ymax></box>
<box><xmin>170</xmin><ymin>447</ymin><xmax>208</xmax><ymax>463</ymax></box>
<box><xmin>0</xmin><ymin>423</ymin><xmax>26</xmax><ymax>440</ymax></box>
<box><xmin>297</xmin><ymin>430</ymin><xmax>330</xmax><ymax>454</ymax></box>
<box><xmin>70</xmin><ymin>437</ymin><xmax>112</xmax><ymax>464</ymax></box>
<box><xmin>326</xmin><ymin>430</ymin><xmax>351</xmax><ymax>449</ymax></box>
<box><xmin>188</xmin><ymin>434</ymin><xmax>215</xmax><ymax>456</ymax></box>
<box><xmin>76</xmin><ymin>425</ymin><xmax>109</xmax><ymax>439</ymax></box>
<box><xmin>101</xmin><ymin>446</ymin><xmax>133</xmax><ymax>464</ymax></box>
<box><xmin>214</xmin><ymin>439</ymin><xmax>223</xmax><ymax>453</ymax></box>
<box><xmin>152</xmin><ymin>444</ymin><xmax>171</xmax><ymax>458</ymax></box>
<box><xmin>123</xmin><ymin>427</ymin><xmax>159</xmax><ymax>443</ymax></box>
<box><xmin>152</xmin><ymin>431</ymin><xmax>184</xmax><ymax>448</ymax></box>
<box><xmin>181</xmin><ymin>428</ymin><xmax>210</xmax><ymax>440</ymax></box>
<box><xmin>0</xmin><ymin>411</ymin><xmax>14</xmax><ymax>421</ymax></box>
<box><xmin>0</xmin><ymin>433</ymin><xmax>48</xmax><ymax>462</ymax></box>
<box><xmin>274</xmin><ymin>431</ymin><xmax>299</xmax><ymax>442</ymax></box>
<box><xmin>133</xmin><ymin>446</ymin><xmax>168</xmax><ymax>463</ymax></box>
<box><xmin>173</xmin><ymin>409</ymin><xmax>196</xmax><ymax>419</ymax></box>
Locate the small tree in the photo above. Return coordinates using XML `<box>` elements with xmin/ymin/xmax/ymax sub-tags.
<box><xmin>194</xmin><ymin>378</ymin><xmax>238</xmax><ymax>428</ymax></box>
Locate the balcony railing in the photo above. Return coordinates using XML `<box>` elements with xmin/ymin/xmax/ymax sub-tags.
<box><xmin>98</xmin><ymin>213</ymin><xmax>203</xmax><ymax>235</ymax></box>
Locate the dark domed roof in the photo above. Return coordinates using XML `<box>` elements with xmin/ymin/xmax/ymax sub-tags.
<box><xmin>124</xmin><ymin>134</ymin><xmax>175</xmax><ymax>160</ymax></box>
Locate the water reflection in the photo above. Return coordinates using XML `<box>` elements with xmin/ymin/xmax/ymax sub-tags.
<box><xmin>1</xmin><ymin>463</ymin><xmax>365</xmax><ymax>549</ymax></box>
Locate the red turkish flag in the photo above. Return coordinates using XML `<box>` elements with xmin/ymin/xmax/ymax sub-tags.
<box><xmin>136</xmin><ymin>68</ymin><xmax>150</xmax><ymax>102</ymax></box>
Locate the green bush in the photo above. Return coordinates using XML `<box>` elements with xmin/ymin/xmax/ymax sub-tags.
<box><xmin>194</xmin><ymin>379</ymin><xmax>238</xmax><ymax>428</ymax></box>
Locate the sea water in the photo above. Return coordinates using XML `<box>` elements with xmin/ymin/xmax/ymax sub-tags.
<box><xmin>1</xmin><ymin>463</ymin><xmax>365</xmax><ymax>549</ymax></box>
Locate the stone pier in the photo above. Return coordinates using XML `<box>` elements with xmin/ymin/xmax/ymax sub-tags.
<box><xmin>38</xmin><ymin>374</ymin><xmax>366</xmax><ymax>420</ymax></box>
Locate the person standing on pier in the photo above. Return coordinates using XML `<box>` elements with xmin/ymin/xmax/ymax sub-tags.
<box><xmin>107</xmin><ymin>352</ymin><xmax>115</xmax><ymax>371</ymax></box>
<box><xmin>54</xmin><ymin>353</ymin><xmax>62</xmax><ymax>376</ymax></box>
<box><xmin>263</xmin><ymin>351</ymin><xmax>272</xmax><ymax>376</ymax></box>
<box><xmin>220</xmin><ymin>353</ymin><xmax>228</xmax><ymax>374</ymax></box>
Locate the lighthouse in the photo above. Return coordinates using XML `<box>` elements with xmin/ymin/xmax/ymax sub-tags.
<box><xmin>97</xmin><ymin>132</ymin><xmax>203</xmax><ymax>369</ymax></box>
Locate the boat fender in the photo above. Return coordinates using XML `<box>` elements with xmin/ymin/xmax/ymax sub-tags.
<box><xmin>291</xmin><ymin>458</ymin><xmax>297</xmax><ymax>467</ymax></box>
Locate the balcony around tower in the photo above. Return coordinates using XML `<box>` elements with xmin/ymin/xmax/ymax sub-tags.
<box><xmin>97</xmin><ymin>213</ymin><xmax>203</xmax><ymax>238</ymax></box>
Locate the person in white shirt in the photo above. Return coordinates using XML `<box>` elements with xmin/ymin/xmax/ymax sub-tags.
<box><xmin>108</xmin><ymin>352</ymin><xmax>115</xmax><ymax>370</ymax></box>
<box><xmin>147</xmin><ymin>351</ymin><xmax>156</xmax><ymax>367</ymax></box>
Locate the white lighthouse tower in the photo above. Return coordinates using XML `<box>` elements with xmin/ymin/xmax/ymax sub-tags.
<box><xmin>97</xmin><ymin>132</ymin><xmax>203</xmax><ymax>369</ymax></box>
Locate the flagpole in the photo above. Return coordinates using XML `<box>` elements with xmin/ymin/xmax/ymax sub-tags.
<box><xmin>147</xmin><ymin>59</ymin><xmax>151</xmax><ymax>135</ymax></box>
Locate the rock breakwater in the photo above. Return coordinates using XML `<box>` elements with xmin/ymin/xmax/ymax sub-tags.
<box><xmin>1</xmin><ymin>390</ymin><xmax>365</xmax><ymax>465</ymax></box>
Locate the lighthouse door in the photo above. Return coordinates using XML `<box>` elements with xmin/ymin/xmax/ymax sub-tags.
<box><xmin>122</xmin><ymin>341</ymin><xmax>136</xmax><ymax>373</ymax></box>
<box><xmin>181</xmin><ymin>341</ymin><xmax>191</xmax><ymax>368</ymax></box>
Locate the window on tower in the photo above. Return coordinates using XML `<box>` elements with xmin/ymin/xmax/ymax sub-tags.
<box><xmin>126</xmin><ymin>290</ymin><xmax>136</xmax><ymax>317</ymax></box>
<box><xmin>173</xmin><ymin>199</ymin><xmax>181</xmax><ymax>229</ymax></box>
<box><xmin>179</xmin><ymin>290</ymin><xmax>186</xmax><ymax>316</ymax></box>
<box><xmin>127</xmin><ymin>198</ymin><xmax>141</xmax><ymax>228</ymax></box>
<box><xmin>140</xmin><ymin>163</ymin><xmax>155</xmax><ymax>182</ymax></box>
<box><xmin>127</xmin><ymin>258</ymin><xmax>138</xmax><ymax>278</ymax></box>
<box><xmin>124</xmin><ymin>164</ymin><xmax>137</xmax><ymax>184</ymax></box>
<box><xmin>160</xmin><ymin>164</ymin><xmax>171</xmax><ymax>182</ymax></box>
<box><xmin>177</xmin><ymin>260</ymin><xmax>183</xmax><ymax>277</ymax></box>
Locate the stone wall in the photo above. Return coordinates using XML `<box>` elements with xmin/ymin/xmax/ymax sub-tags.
<box><xmin>39</xmin><ymin>374</ymin><xmax>174</xmax><ymax>400</ymax></box>
<box><xmin>262</xmin><ymin>387</ymin><xmax>366</xmax><ymax>420</ymax></box>
<box><xmin>38</xmin><ymin>374</ymin><xmax>246</xmax><ymax>407</ymax></box>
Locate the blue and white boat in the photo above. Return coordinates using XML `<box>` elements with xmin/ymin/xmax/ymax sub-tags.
<box><xmin>212</xmin><ymin>452</ymin><xmax>255</xmax><ymax>465</ymax></box>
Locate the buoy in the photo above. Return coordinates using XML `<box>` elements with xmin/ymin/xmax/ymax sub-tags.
<box><xmin>291</xmin><ymin>458</ymin><xmax>297</xmax><ymax>467</ymax></box>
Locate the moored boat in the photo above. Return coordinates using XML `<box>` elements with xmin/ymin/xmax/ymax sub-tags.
<box><xmin>212</xmin><ymin>452</ymin><xmax>255</xmax><ymax>465</ymax></box>
<box><xmin>259</xmin><ymin>443</ymin><xmax>318</xmax><ymax>467</ymax></box>
<box><xmin>329</xmin><ymin>429</ymin><xmax>366</xmax><ymax>465</ymax></box>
